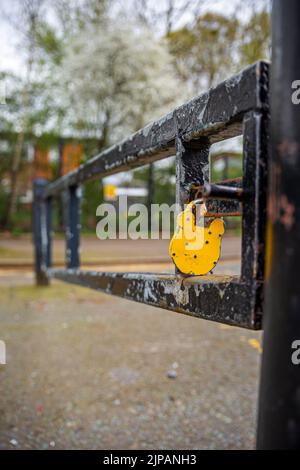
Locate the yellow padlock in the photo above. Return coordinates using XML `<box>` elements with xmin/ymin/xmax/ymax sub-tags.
<box><xmin>169</xmin><ymin>200</ymin><xmax>225</xmax><ymax>275</ymax></box>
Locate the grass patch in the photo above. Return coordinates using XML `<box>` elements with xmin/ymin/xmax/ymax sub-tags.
<box><xmin>0</xmin><ymin>281</ymin><xmax>105</xmax><ymax>303</ymax></box>
<box><xmin>0</xmin><ymin>246</ymin><xmax>27</xmax><ymax>259</ymax></box>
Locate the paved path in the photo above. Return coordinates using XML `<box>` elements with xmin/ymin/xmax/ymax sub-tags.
<box><xmin>0</xmin><ymin>264</ymin><xmax>262</xmax><ymax>449</ymax></box>
<box><xmin>0</xmin><ymin>236</ymin><xmax>241</xmax><ymax>266</ymax></box>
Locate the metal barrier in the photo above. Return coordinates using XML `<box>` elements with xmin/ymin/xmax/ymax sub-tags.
<box><xmin>257</xmin><ymin>0</ymin><xmax>300</xmax><ymax>450</ymax></box>
<box><xmin>33</xmin><ymin>60</ymin><xmax>269</xmax><ymax>330</ymax></box>
<box><xmin>32</xmin><ymin>0</ymin><xmax>300</xmax><ymax>449</ymax></box>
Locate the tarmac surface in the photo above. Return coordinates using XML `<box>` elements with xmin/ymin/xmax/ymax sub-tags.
<box><xmin>0</xmin><ymin>236</ymin><xmax>262</xmax><ymax>449</ymax></box>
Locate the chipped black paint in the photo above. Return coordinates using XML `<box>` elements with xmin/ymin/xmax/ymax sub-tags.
<box><xmin>43</xmin><ymin>62</ymin><xmax>268</xmax><ymax>199</ymax></box>
<box><xmin>193</xmin><ymin>178</ymin><xmax>243</xmax><ymax>216</ymax></box>
<box><xmin>49</xmin><ymin>270</ymin><xmax>261</xmax><ymax>329</ymax></box>
<box><xmin>66</xmin><ymin>185</ymin><xmax>81</xmax><ymax>269</ymax></box>
<box><xmin>257</xmin><ymin>1</ymin><xmax>300</xmax><ymax>449</ymax></box>
<box><xmin>202</xmin><ymin>183</ymin><xmax>243</xmax><ymax>201</ymax></box>
<box><xmin>34</xmin><ymin>60</ymin><xmax>270</xmax><ymax>330</ymax></box>
<box><xmin>32</xmin><ymin>179</ymin><xmax>52</xmax><ymax>285</ymax></box>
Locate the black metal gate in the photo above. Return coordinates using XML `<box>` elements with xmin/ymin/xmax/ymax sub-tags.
<box><xmin>32</xmin><ymin>0</ymin><xmax>300</xmax><ymax>449</ymax></box>
<box><xmin>33</xmin><ymin>61</ymin><xmax>269</xmax><ymax>328</ymax></box>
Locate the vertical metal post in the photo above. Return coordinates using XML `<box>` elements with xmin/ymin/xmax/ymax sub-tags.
<box><xmin>175</xmin><ymin>138</ymin><xmax>210</xmax><ymax>273</ymax></box>
<box><xmin>147</xmin><ymin>163</ymin><xmax>154</xmax><ymax>230</ymax></box>
<box><xmin>241</xmin><ymin>110</ymin><xmax>268</xmax><ymax>287</ymax></box>
<box><xmin>45</xmin><ymin>196</ymin><xmax>52</xmax><ymax>269</ymax></box>
<box><xmin>58</xmin><ymin>137</ymin><xmax>64</xmax><ymax>232</ymax></box>
<box><xmin>176</xmin><ymin>138</ymin><xmax>210</xmax><ymax>210</ymax></box>
<box><xmin>257</xmin><ymin>0</ymin><xmax>300</xmax><ymax>449</ymax></box>
<box><xmin>66</xmin><ymin>185</ymin><xmax>81</xmax><ymax>269</ymax></box>
<box><xmin>33</xmin><ymin>179</ymin><xmax>51</xmax><ymax>285</ymax></box>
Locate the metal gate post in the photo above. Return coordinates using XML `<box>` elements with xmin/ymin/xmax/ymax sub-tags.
<box><xmin>257</xmin><ymin>0</ymin><xmax>300</xmax><ymax>449</ymax></box>
<box><xmin>32</xmin><ymin>178</ymin><xmax>52</xmax><ymax>285</ymax></box>
<box><xmin>175</xmin><ymin>138</ymin><xmax>210</xmax><ymax>209</ymax></box>
<box><xmin>66</xmin><ymin>185</ymin><xmax>81</xmax><ymax>269</ymax></box>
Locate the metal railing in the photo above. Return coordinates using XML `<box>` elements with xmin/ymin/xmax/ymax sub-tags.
<box><xmin>32</xmin><ymin>0</ymin><xmax>300</xmax><ymax>449</ymax></box>
<box><xmin>33</xmin><ymin>60</ymin><xmax>269</xmax><ymax>330</ymax></box>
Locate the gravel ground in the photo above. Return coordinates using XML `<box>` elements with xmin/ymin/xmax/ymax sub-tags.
<box><xmin>0</xmin><ymin>273</ymin><xmax>262</xmax><ymax>450</ymax></box>
<box><xmin>0</xmin><ymin>236</ymin><xmax>241</xmax><ymax>266</ymax></box>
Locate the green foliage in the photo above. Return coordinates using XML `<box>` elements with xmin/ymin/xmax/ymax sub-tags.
<box><xmin>132</xmin><ymin>161</ymin><xmax>176</xmax><ymax>206</ymax></box>
<box><xmin>0</xmin><ymin>1</ymin><xmax>271</xmax><ymax>233</ymax></box>
<box><xmin>211</xmin><ymin>157</ymin><xmax>243</xmax><ymax>182</ymax></box>
<box><xmin>35</xmin><ymin>23</ymin><xmax>63</xmax><ymax>65</ymax></box>
<box><xmin>81</xmin><ymin>179</ymin><xmax>103</xmax><ymax>230</ymax></box>
<box><xmin>168</xmin><ymin>9</ymin><xmax>270</xmax><ymax>91</ymax></box>
<box><xmin>168</xmin><ymin>12</ymin><xmax>239</xmax><ymax>88</ymax></box>
<box><xmin>239</xmin><ymin>10</ymin><xmax>271</xmax><ymax>66</ymax></box>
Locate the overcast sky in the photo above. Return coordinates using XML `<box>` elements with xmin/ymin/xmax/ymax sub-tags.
<box><xmin>0</xmin><ymin>5</ymin><xmax>21</xmax><ymax>74</ymax></box>
<box><xmin>0</xmin><ymin>0</ymin><xmax>269</xmax><ymax>75</ymax></box>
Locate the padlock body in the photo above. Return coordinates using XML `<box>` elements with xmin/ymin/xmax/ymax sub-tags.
<box><xmin>169</xmin><ymin>203</ymin><xmax>225</xmax><ymax>275</ymax></box>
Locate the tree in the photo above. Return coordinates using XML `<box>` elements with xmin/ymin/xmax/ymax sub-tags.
<box><xmin>58</xmin><ymin>22</ymin><xmax>182</xmax><ymax>150</ymax></box>
<box><xmin>53</xmin><ymin>19</ymin><xmax>183</xmax><ymax>232</ymax></box>
<box><xmin>130</xmin><ymin>0</ymin><xmax>207</xmax><ymax>35</ymax></box>
<box><xmin>168</xmin><ymin>12</ymin><xmax>239</xmax><ymax>91</ymax></box>
<box><xmin>238</xmin><ymin>9</ymin><xmax>271</xmax><ymax>67</ymax></box>
<box><xmin>1</xmin><ymin>0</ymin><xmax>46</xmax><ymax>229</ymax></box>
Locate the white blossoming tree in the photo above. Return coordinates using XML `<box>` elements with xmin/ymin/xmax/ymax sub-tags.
<box><xmin>59</xmin><ymin>22</ymin><xmax>183</xmax><ymax>151</ymax></box>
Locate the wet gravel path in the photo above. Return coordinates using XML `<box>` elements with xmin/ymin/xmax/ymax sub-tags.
<box><xmin>0</xmin><ymin>275</ymin><xmax>262</xmax><ymax>450</ymax></box>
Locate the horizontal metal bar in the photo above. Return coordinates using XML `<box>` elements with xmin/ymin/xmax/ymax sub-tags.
<box><xmin>49</xmin><ymin>269</ymin><xmax>262</xmax><ymax>329</ymax></box>
<box><xmin>193</xmin><ymin>177</ymin><xmax>243</xmax><ymax>216</ymax></box>
<box><xmin>192</xmin><ymin>177</ymin><xmax>242</xmax><ymax>193</ymax></box>
<box><xmin>44</xmin><ymin>61</ymin><xmax>269</xmax><ymax>199</ymax></box>
<box><xmin>203</xmin><ymin>183</ymin><xmax>244</xmax><ymax>201</ymax></box>
<box><xmin>205</xmin><ymin>204</ymin><xmax>241</xmax><ymax>217</ymax></box>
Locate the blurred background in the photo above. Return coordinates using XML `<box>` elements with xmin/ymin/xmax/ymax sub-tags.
<box><xmin>0</xmin><ymin>0</ymin><xmax>270</xmax><ymax>450</ymax></box>
<box><xmin>0</xmin><ymin>0</ymin><xmax>270</xmax><ymax>237</ymax></box>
